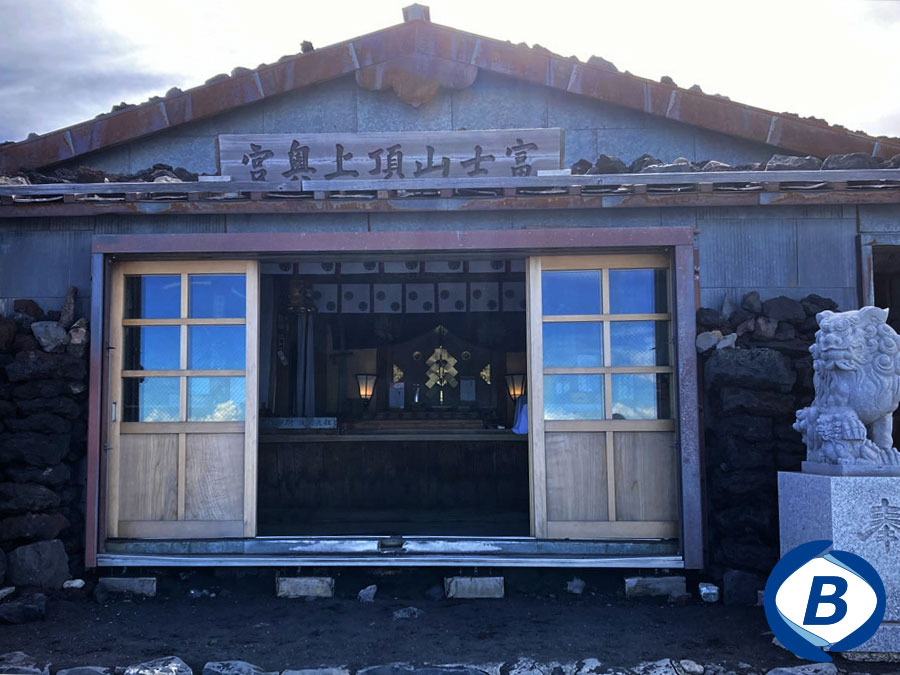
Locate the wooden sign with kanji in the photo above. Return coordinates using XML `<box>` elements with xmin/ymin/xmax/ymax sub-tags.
<box><xmin>217</xmin><ymin>129</ymin><xmax>564</xmax><ymax>183</ymax></box>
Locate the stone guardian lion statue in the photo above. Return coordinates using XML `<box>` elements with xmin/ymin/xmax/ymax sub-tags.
<box><xmin>794</xmin><ymin>306</ymin><xmax>900</xmax><ymax>466</ymax></box>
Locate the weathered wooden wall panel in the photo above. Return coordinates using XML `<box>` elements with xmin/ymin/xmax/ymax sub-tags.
<box><xmin>118</xmin><ymin>434</ymin><xmax>178</xmax><ymax>522</ymax></box>
<box><xmin>184</xmin><ymin>433</ymin><xmax>244</xmax><ymax>521</ymax></box>
<box><xmin>545</xmin><ymin>432</ymin><xmax>608</xmax><ymax>522</ymax></box>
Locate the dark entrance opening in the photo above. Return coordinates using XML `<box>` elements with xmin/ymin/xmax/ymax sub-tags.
<box><xmin>872</xmin><ymin>246</ymin><xmax>900</xmax><ymax>450</ymax></box>
<box><xmin>256</xmin><ymin>258</ymin><xmax>530</xmax><ymax>537</ymax></box>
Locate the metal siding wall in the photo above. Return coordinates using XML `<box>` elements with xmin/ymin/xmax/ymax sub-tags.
<box><xmin>94</xmin><ymin>215</ymin><xmax>227</xmax><ymax>234</ymax></box>
<box><xmin>0</xmin><ymin>227</ymin><xmax>93</xmax><ymax>317</ymax></box>
<box><xmin>696</xmin><ymin>207</ymin><xmax>859</xmax><ymax>312</ymax></box>
<box><xmin>225</xmin><ymin>213</ymin><xmax>368</xmax><ymax>233</ymax></box>
<box><xmin>858</xmin><ymin>205</ymin><xmax>900</xmax><ymax>233</ymax></box>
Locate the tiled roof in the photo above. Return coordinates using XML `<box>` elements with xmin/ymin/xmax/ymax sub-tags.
<box><xmin>1</xmin><ymin>6</ymin><xmax>898</xmax><ymax>174</ymax></box>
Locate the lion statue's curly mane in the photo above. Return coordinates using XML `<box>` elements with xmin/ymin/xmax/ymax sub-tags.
<box><xmin>794</xmin><ymin>306</ymin><xmax>900</xmax><ymax>465</ymax></box>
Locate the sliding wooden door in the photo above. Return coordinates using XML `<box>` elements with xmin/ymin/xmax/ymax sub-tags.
<box><xmin>527</xmin><ymin>254</ymin><xmax>679</xmax><ymax>540</ymax></box>
<box><xmin>107</xmin><ymin>261</ymin><xmax>259</xmax><ymax>538</ymax></box>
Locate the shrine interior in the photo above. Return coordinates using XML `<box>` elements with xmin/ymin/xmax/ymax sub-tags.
<box><xmin>256</xmin><ymin>257</ymin><xmax>531</xmax><ymax>537</ymax></box>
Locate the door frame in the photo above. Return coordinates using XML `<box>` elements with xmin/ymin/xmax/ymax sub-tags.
<box><xmin>859</xmin><ymin>234</ymin><xmax>900</xmax><ymax>307</ymax></box>
<box><xmin>527</xmin><ymin>253</ymin><xmax>679</xmax><ymax>540</ymax></box>
<box><xmin>85</xmin><ymin>226</ymin><xmax>702</xmax><ymax>567</ymax></box>
<box><xmin>105</xmin><ymin>260</ymin><xmax>259</xmax><ymax>539</ymax></box>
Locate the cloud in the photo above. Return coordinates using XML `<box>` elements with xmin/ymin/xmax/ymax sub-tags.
<box><xmin>862</xmin><ymin>1</ymin><xmax>900</xmax><ymax>24</ymax></box>
<box><xmin>2</xmin><ymin>0</ymin><xmax>900</xmax><ymax>146</ymax></box>
<box><xmin>0</xmin><ymin>2</ymin><xmax>179</xmax><ymax>141</ymax></box>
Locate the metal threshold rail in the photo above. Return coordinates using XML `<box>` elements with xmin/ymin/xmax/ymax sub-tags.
<box><xmin>96</xmin><ymin>553</ymin><xmax>685</xmax><ymax>568</ymax></box>
<box><xmin>99</xmin><ymin>535</ymin><xmax>681</xmax><ymax>567</ymax></box>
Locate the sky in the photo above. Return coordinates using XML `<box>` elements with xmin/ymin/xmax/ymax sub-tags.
<box><xmin>1</xmin><ymin>0</ymin><xmax>900</xmax><ymax>144</ymax></box>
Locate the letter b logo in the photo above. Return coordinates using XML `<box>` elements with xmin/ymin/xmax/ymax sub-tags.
<box><xmin>803</xmin><ymin>576</ymin><xmax>848</xmax><ymax>625</ymax></box>
<box><xmin>765</xmin><ymin>540</ymin><xmax>886</xmax><ymax>662</ymax></box>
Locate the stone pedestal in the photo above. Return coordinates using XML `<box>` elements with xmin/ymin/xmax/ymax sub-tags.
<box><xmin>778</xmin><ymin>472</ymin><xmax>900</xmax><ymax>655</ymax></box>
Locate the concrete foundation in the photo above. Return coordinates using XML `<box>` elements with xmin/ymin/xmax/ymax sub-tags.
<box><xmin>443</xmin><ymin>576</ymin><xmax>504</xmax><ymax>599</ymax></box>
<box><xmin>778</xmin><ymin>471</ymin><xmax>900</xmax><ymax>657</ymax></box>
<box><xmin>623</xmin><ymin>576</ymin><xmax>686</xmax><ymax>598</ymax></box>
<box><xmin>96</xmin><ymin>577</ymin><xmax>157</xmax><ymax>597</ymax></box>
<box><xmin>275</xmin><ymin>576</ymin><xmax>335</xmax><ymax>598</ymax></box>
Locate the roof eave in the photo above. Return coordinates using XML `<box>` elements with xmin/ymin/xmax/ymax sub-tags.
<box><xmin>1</xmin><ymin>19</ymin><xmax>898</xmax><ymax>174</ymax></box>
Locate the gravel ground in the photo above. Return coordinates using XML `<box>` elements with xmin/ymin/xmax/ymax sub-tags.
<box><xmin>0</xmin><ymin>569</ymin><xmax>893</xmax><ymax>675</ymax></box>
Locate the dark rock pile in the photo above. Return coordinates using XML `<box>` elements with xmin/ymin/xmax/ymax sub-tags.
<box><xmin>5</xmin><ymin>163</ymin><xmax>200</xmax><ymax>185</ymax></box>
<box><xmin>0</xmin><ymin>288</ymin><xmax>87</xmax><ymax>605</ymax></box>
<box><xmin>696</xmin><ymin>291</ymin><xmax>836</xmax><ymax>603</ymax></box>
<box><xmin>570</xmin><ymin>151</ymin><xmax>900</xmax><ymax>175</ymax></box>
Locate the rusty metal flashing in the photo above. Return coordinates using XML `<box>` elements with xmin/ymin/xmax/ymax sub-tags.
<box><xmin>90</xmin><ymin>226</ymin><xmax>693</xmax><ymax>256</ymax></box>
<box><xmin>2</xmin><ymin>20</ymin><xmax>899</xmax><ymax>173</ymax></box>
<box><xmin>2</xmin><ymin>170</ymin><xmax>899</xmax><ymax>219</ymax></box>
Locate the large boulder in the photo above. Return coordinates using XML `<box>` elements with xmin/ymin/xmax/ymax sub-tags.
<box><xmin>30</xmin><ymin>322</ymin><xmax>68</xmax><ymax>353</ymax></box>
<box><xmin>0</xmin><ymin>593</ymin><xmax>47</xmax><ymax>624</ymax></box>
<box><xmin>13</xmin><ymin>301</ymin><xmax>44</xmax><ymax>320</ymax></box>
<box><xmin>699</xmin><ymin>160</ymin><xmax>731</xmax><ymax>172</ymax></box>
<box><xmin>799</xmin><ymin>294</ymin><xmax>838</xmax><ymax>316</ymax></box>
<box><xmin>5</xmin><ymin>464</ymin><xmax>71</xmax><ymax>488</ymax></box>
<box><xmin>569</xmin><ymin>159</ymin><xmax>592</xmax><ymax>175</ymax></box>
<box><xmin>639</xmin><ymin>157</ymin><xmax>696</xmax><ymax>173</ymax></box>
<box><xmin>589</xmin><ymin>154</ymin><xmax>627</xmax><ymax>174</ymax></box>
<box><xmin>1</xmin><ymin>513</ymin><xmax>69</xmax><ymax>542</ymax></box>
<box><xmin>704</xmin><ymin>348</ymin><xmax>796</xmax><ymax>393</ymax></box>
<box><xmin>762</xmin><ymin>296</ymin><xmax>806</xmax><ymax>324</ymax></box>
<box><xmin>0</xmin><ymin>482</ymin><xmax>60</xmax><ymax>514</ymax></box>
<box><xmin>764</xmin><ymin>155</ymin><xmax>822</xmax><ymax>171</ymax></box>
<box><xmin>0</xmin><ymin>433</ymin><xmax>71</xmax><ymax>466</ymax></box>
<box><xmin>5</xmin><ymin>414</ymin><xmax>72</xmax><ymax>434</ymax></box>
<box><xmin>16</xmin><ymin>397</ymin><xmax>81</xmax><ymax>419</ymax></box>
<box><xmin>719</xmin><ymin>387</ymin><xmax>796</xmax><ymax>417</ymax></box>
<box><xmin>6</xmin><ymin>539</ymin><xmax>70</xmax><ymax>589</ymax></box>
<box><xmin>628</xmin><ymin>153</ymin><xmax>662</xmax><ymax>173</ymax></box>
<box><xmin>203</xmin><ymin>663</ymin><xmax>278</xmax><ymax>675</ymax></box>
<box><xmin>822</xmin><ymin>152</ymin><xmax>881</xmax><ymax>170</ymax></box>
<box><xmin>124</xmin><ymin>657</ymin><xmax>193</xmax><ymax>675</ymax></box>
<box><xmin>13</xmin><ymin>380</ymin><xmax>67</xmax><ymax>399</ymax></box>
<box><xmin>59</xmin><ymin>287</ymin><xmax>77</xmax><ymax>329</ymax></box>
<box><xmin>5</xmin><ymin>351</ymin><xmax>86</xmax><ymax>383</ymax></box>
<box><xmin>715</xmin><ymin>415</ymin><xmax>773</xmax><ymax>442</ymax></box>
<box><xmin>722</xmin><ymin>568</ymin><xmax>766</xmax><ymax>606</ymax></box>
<box><xmin>718</xmin><ymin>541</ymin><xmax>778</xmax><ymax>575</ymax></box>
<box><xmin>0</xmin><ymin>318</ymin><xmax>16</xmax><ymax>353</ymax></box>
<box><xmin>696</xmin><ymin>307</ymin><xmax>726</xmax><ymax>330</ymax></box>
<box><xmin>0</xmin><ymin>652</ymin><xmax>49</xmax><ymax>675</ymax></box>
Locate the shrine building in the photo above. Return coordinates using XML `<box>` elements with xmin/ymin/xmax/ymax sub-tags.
<box><xmin>1</xmin><ymin>4</ymin><xmax>900</xmax><ymax>575</ymax></box>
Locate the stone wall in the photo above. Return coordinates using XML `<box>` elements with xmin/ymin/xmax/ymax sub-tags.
<box><xmin>0</xmin><ymin>289</ymin><xmax>88</xmax><ymax>588</ymax></box>
<box><xmin>696</xmin><ymin>291</ymin><xmax>837</xmax><ymax>603</ymax></box>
